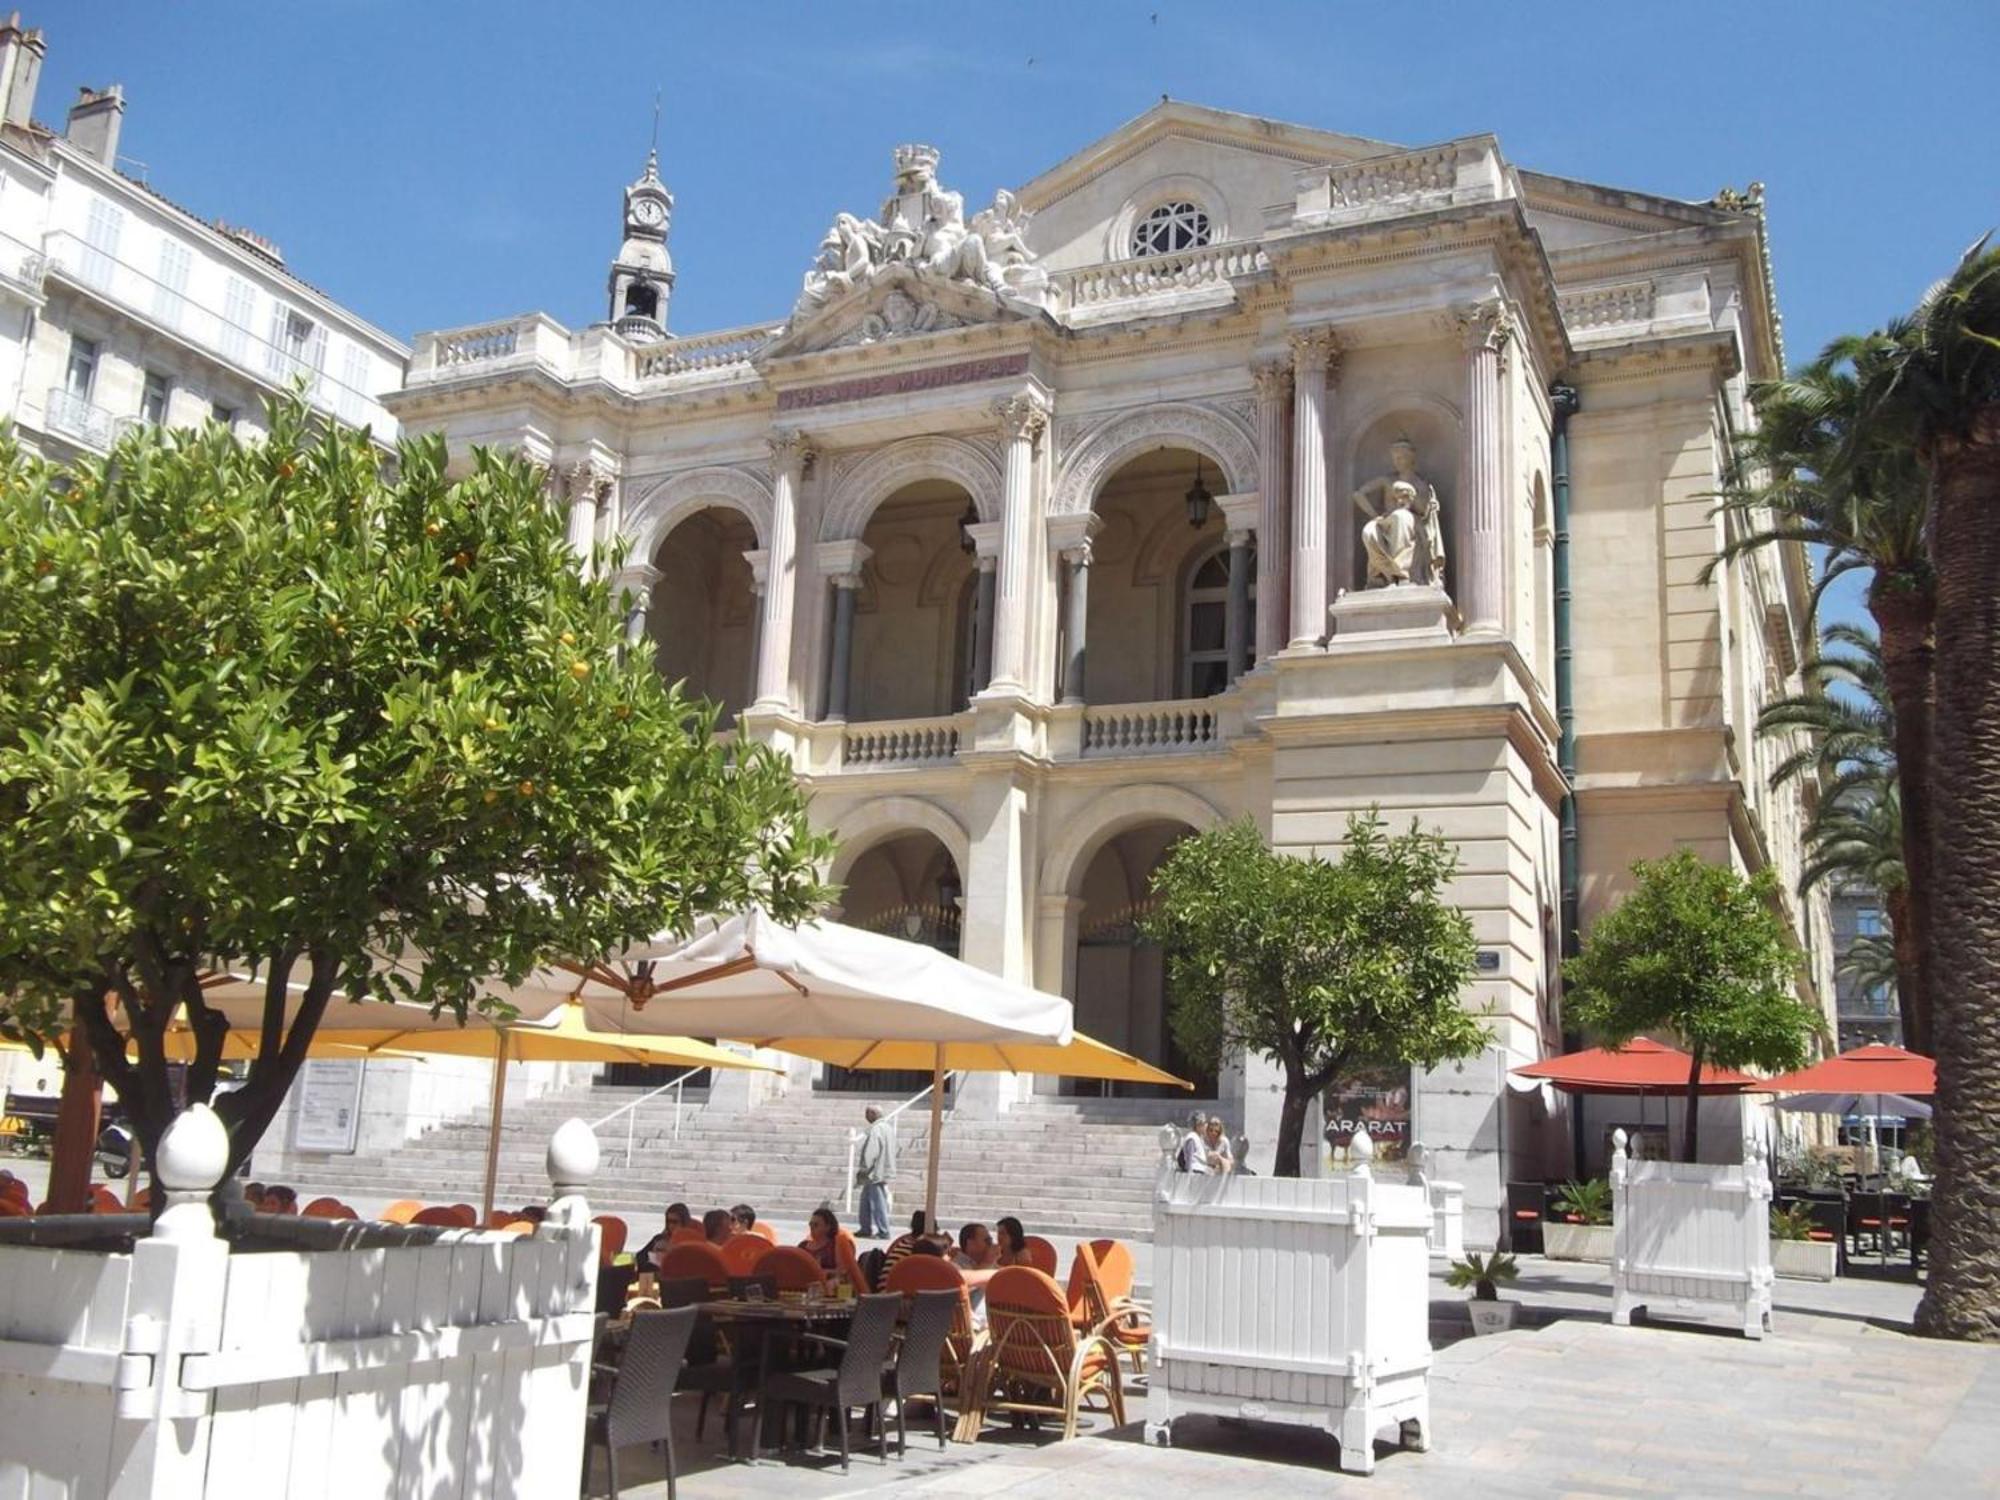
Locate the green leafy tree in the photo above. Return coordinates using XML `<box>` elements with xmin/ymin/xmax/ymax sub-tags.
<box><xmin>1563</xmin><ymin>851</ymin><xmax>1821</xmax><ymax>1161</ymax></box>
<box><xmin>0</xmin><ymin>399</ymin><xmax>832</xmax><ymax>1177</ymax></box>
<box><xmin>1142</xmin><ymin>814</ymin><xmax>1487</xmax><ymax>1178</ymax></box>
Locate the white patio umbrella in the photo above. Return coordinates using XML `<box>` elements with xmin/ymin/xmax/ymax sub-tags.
<box><xmin>568</xmin><ymin>909</ymin><xmax>1076</xmax><ymax>1226</ymax></box>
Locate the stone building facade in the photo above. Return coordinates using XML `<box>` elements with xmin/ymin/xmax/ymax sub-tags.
<box><xmin>389</xmin><ymin>102</ymin><xmax>1830</xmax><ymax>1242</ymax></box>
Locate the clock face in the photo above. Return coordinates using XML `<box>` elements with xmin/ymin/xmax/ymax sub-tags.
<box><xmin>632</xmin><ymin>196</ymin><xmax>665</xmax><ymax>228</ymax></box>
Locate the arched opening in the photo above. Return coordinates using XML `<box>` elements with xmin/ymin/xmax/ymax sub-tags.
<box><xmin>1069</xmin><ymin>820</ymin><xmax>1212</xmax><ymax>1097</ymax></box>
<box><xmin>1082</xmin><ymin>446</ymin><xmax>1245</xmax><ymax>704</ymax></box>
<box><xmin>623</xmin><ymin>280</ymin><xmax>660</xmax><ymax>321</ymax></box>
<box><xmin>648</xmin><ymin>505</ymin><xmax>758</xmax><ymax>723</ymax></box>
<box><xmin>831</xmin><ymin>831</ymin><xmax>963</xmax><ymax>1094</ymax></box>
<box><xmin>845</xmin><ymin>480</ymin><xmax>978</xmax><ymax>722</ymax></box>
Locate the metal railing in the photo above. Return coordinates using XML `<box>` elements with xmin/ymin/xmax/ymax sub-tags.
<box><xmin>588</xmin><ymin>1065</ymin><xmax>709</xmax><ymax>1167</ymax></box>
<box><xmin>842</xmin><ymin>1071</ymin><xmax>960</xmax><ymax>1215</ymax></box>
<box><xmin>44</xmin><ymin>386</ymin><xmax>126</xmax><ymax>450</ymax></box>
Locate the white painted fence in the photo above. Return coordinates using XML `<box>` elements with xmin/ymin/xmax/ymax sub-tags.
<box><xmin>1610</xmin><ymin>1126</ymin><xmax>1773</xmax><ymax>1339</ymax></box>
<box><xmin>0</xmin><ymin>1106</ymin><xmax>602</xmax><ymax>1499</ymax></box>
<box><xmin>1145</xmin><ymin>1133</ymin><xmax>1432</xmax><ymax>1476</ymax></box>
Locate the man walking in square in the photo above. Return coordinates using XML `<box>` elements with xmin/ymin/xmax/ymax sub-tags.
<box><xmin>855</xmin><ymin>1105</ymin><xmax>897</xmax><ymax>1238</ymax></box>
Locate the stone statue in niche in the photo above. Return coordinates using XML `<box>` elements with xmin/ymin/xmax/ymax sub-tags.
<box><xmin>1352</xmin><ymin>439</ymin><xmax>1446</xmax><ymax>590</ymax></box>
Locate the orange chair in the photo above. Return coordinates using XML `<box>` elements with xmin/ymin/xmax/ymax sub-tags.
<box><xmin>834</xmin><ymin>1229</ymin><xmax>869</xmax><ymax>1294</ymax></box>
<box><xmin>412</xmin><ymin>1206</ymin><xmax>466</xmax><ymax>1228</ymax></box>
<box><xmin>749</xmin><ymin>1221</ymin><xmax>779</xmax><ymax>1243</ymax></box>
<box><xmin>487</xmin><ymin>1210</ymin><xmax>518</xmax><ymax>1229</ymax></box>
<box><xmin>885</xmin><ymin>1254</ymin><xmax>982</xmax><ymax>1393</ymax></box>
<box><xmin>0</xmin><ymin>1196</ymin><xmax>31</xmax><ymax>1219</ymax></box>
<box><xmin>1021</xmin><ymin>1236</ymin><xmax>1060</xmax><ymax>1278</ymax></box>
<box><xmin>669</xmin><ymin>1225</ymin><xmax>710</xmax><ymax>1247</ymax></box>
<box><xmin>1072</xmin><ymin>1240</ymin><xmax>1151</xmax><ymax>1377</ymax></box>
<box><xmin>964</xmin><ymin>1267</ymin><xmax>1124</xmax><ymax>1442</ymax></box>
<box><xmin>498</xmin><ymin>1220</ymin><xmax>536</xmax><ymax>1236</ymax></box>
<box><xmin>658</xmin><ymin>1240</ymin><xmax>731</xmax><ymax>1290</ymax></box>
<box><xmin>594</xmin><ymin>1214</ymin><xmax>630</xmax><ymax>1266</ymax></box>
<box><xmin>448</xmin><ymin>1203</ymin><xmax>478</xmax><ymax>1226</ymax></box>
<box><xmin>719</xmin><ymin>1233</ymin><xmax>771</xmax><ymax>1278</ymax></box>
<box><xmin>753</xmin><ymin>1244</ymin><xmax>827</xmax><ymax>1293</ymax></box>
<box><xmin>126</xmin><ymin>1185</ymin><xmax>154</xmax><ymax>1213</ymax></box>
<box><xmin>89</xmin><ymin>1185</ymin><xmax>123</xmax><ymax>1214</ymax></box>
<box><xmin>302</xmin><ymin>1197</ymin><xmax>354</xmax><ymax>1220</ymax></box>
<box><xmin>380</xmin><ymin>1199</ymin><xmax>424</xmax><ymax>1224</ymax></box>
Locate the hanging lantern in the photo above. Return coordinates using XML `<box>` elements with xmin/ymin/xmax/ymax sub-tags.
<box><xmin>1184</xmin><ymin>457</ymin><xmax>1213</xmax><ymax>529</ymax></box>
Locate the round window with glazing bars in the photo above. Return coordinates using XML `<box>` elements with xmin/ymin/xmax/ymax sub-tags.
<box><xmin>1131</xmin><ymin>200</ymin><xmax>1213</xmax><ymax>257</ymax></box>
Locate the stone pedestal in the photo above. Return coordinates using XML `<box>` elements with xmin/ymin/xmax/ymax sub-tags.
<box><xmin>1327</xmin><ymin>583</ymin><xmax>1454</xmax><ymax>645</ymax></box>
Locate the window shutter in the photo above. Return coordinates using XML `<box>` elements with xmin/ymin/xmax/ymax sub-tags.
<box><xmin>152</xmin><ymin>240</ymin><xmax>192</xmax><ymax>327</ymax></box>
<box><xmin>304</xmin><ymin>321</ymin><xmax>328</xmax><ymax>397</ymax></box>
<box><xmin>80</xmin><ymin>199</ymin><xmax>122</xmax><ymax>287</ymax></box>
<box><xmin>339</xmin><ymin>341</ymin><xmax>371</xmax><ymax>424</ymax></box>
<box><xmin>220</xmin><ymin>276</ymin><xmax>254</xmax><ymax>364</ymax></box>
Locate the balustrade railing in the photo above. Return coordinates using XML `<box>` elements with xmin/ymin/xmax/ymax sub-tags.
<box><xmin>1082</xmin><ymin>700</ymin><xmax>1222</xmax><ymax>756</ymax></box>
<box><xmin>842</xmin><ymin>715</ymin><xmax>963</xmax><ymax>768</ymax></box>
<box><xmin>1559</xmin><ymin>279</ymin><xmax>1657</xmax><ymax>331</ymax></box>
<box><xmin>1295</xmin><ymin>138</ymin><xmax>1510</xmax><ymax>228</ymax></box>
<box><xmin>435</xmin><ymin>319</ymin><xmax>523</xmax><ymax>366</ymax></box>
<box><xmin>635</xmin><ymin>321</ymin><xmax>784</xmax><ymax>379</ymax></box>
<box><xmin>1056</xmin><ymin>240</ymin><xmax>1268</xmax><ymax>310</ymax></box>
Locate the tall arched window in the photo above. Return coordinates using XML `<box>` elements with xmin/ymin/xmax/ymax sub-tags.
<box><xmin>1131</xmin><ymin>200</ymin><xmax>1212</xmax><ymax>258</ymax></box>
<box><xmin>1181</xmin><ymin>545</ymin><xmax>1255</xmax><ymax>698</ymax></box>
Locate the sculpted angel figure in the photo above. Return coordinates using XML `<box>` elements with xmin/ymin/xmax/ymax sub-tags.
<box><xmin>971</xmin><ymin>188</ymin><xmax>1049</xmax><ymax>301</ymax></box>
<box><xmin>1352</xmin><ymin>439</ymin><xmax>1446</xmax><ymax>590</ymax></box>
<box><xmin>795</xmin><ymin>211</ymin><xmax>880</xmax><ymax>316</ymax></box>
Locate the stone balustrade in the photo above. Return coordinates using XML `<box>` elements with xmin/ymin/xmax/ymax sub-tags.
<box><xmin>841</xmin><ymin>715</ymin><xmax>964</xmax><ymax>768</ymax></box>
<box><xmin>1559</xmin><ymin>279</ymin><xmax>1656</xmax><ymax>331</ymax></box>
<box><xmin>435</xmin><ymin>319</ymin><xmax>522</xmax><ymax>366</ymax></box>
<box><xmin>1292</xmin><ymin>137</ymin><xmax>1513</xmax><ymax>229</ymax></box>
<box><xmin>634</xmin><ymin>322</ymin><xmax>785</xmax><ymax>379</ymax></box>
<box><xmin>1054</xmin><ymin>240</ymin><xmax>1268</xmax><ymax>312</ymax></box>
<box><xmin>1081</xmin><ymin>699</ymin><xmax>1222</xmax><ymax>757</ymax></box>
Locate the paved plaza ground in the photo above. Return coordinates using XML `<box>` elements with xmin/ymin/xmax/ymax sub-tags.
<box><xmin>587</xmin><ymin>1259</ymin><xmax>1997</xmax><ymax>1500</ymax></box>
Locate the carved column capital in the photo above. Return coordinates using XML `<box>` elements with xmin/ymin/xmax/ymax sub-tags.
<box><xmin>1289</xmin><ymin>326</ymin><xmax>1341</xmax><ymax>380</ymax></box>
<box><xmin>963</xmin><ymin>520</ymin><xmax>1003</xmax><ymax>564</ymax></box>
<box><xmin>742</xmin><ymin>547</ymin><xmax>770</xmax><ymax>594</ymax></box>
<box><xmin>814</xmin><ymin>538</ymin><xmax>872</xmax><ymax>587</ymax></box>
<box><xmin>993</xmin><ymin>392</ymin><xmax>1051</xmax><ymax>444</ymax></box>
<box><xmin>767</xmin><ymin>427</ymin><xmax>815</xmax><ymax>479</ymax></box>
<box><xmin>1251</xmin><ymin>357</ymin><xmax>1294</xmax><ymax>402</ymax></box>
<box><xmin>1456</xmin><ymin>299</ymin><xmax>1516</xmax><ymax>356</ymax></box>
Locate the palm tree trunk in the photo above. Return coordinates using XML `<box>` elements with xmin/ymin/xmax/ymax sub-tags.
<box><xmin>1914</xmin><ymin>403</ymin><xmax>2000</xmax><ymax>1343</ymax></box>
<box><xmin>1868</xmin><ymin>578</ymin><xmax>1936</xmax><ymax>1054</ymax></box>
<box><xmin>1884</xmin><ymin>884</ymin><xmax>1923</xmax><ymax>1051</ymax></box>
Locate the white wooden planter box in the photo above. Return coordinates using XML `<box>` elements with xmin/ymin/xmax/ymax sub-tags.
<box><xmin>1771</xmin><ymin>1237</ymin><xmax>1837</xmax><ymax>1281</ymax></box>
<box><xmin>1145</xmin><ymin>1135</ymin><xmax>1432</xmax><ymax>1476</ymax></box>
<box><xmin>1543</xmin><ymin>1221</ymin><xmax>1614</xmax><ymax>1262</ymax></box>
<box><xmin>1610</xmin><ymin>1129</ymin><xmax>1774</xmax><ymax>1339</ymax></box>
<box><xmin>0</xmin><ymin>1107</ymin><xmax>603</xmax><ymax>1500</ymax></box>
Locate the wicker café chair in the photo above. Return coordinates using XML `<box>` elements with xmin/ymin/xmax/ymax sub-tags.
<box><xmin>754</xmin><ymin>1244</ymin><xmax>830</xmax><ymax>1294</ymax></box>
<box><xmin>1021</xmin><ymin>1236</ymin><xmax>1060</xmax><ymax>1277</ymax></box>
<box><xmin>718</xmin><ymin>1232</ymin><xmax>771</xmax><ymax>1278</ymax></box>
<box><xmin>965</xmin><ymin>1267</ymin><xmax>1125</xmax><ymax>1443</ymax></box>
<box><xmin>885</xmin><ymin>1288</ymin><xmax>959</xmax><ymax>1455</ymax></box>
<box><xmin>1074</xmin><ymin>1239</ymin><xmax>1151</xmax><ymax>1378</ymax></box>
<box><xmin>582</xmin><ymin>1305</ymin><xmax>699</xmax><ymax>1500</ymax></box>
<box><xmin>760</xmin><ymin>1293</ymin><xmax>903</xmax><ymax>1472</ymax></box>
<box><xmin>884</xmin><ymin>1254</ymin><xmax>982</xmax><ymax>1397</ymax></box>
<box><xmin>657</xmin><ymin>1241</ymin><xmax>731</xmax><ymax>1292</ymax></box>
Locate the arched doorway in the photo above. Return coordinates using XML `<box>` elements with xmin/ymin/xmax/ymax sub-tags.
<box><xmin>830</xmin><ymin>830</ymin><xmax>963</xmax><ymax>1095</ymax></box>
<box><xmin>647</xmin><ymin>506</ymin><xmax>758</xmax><ymax>722</ymax></box>
<box><xmin>1070</xmin><ymin>820</ymin><xmax>1213</xmax><ymax>1097</ymax></box>
<box><xmin>1081</xmin><ymin>446</ymin><xmax>1252</xmax><ymax>704</ymax></box>
<box><xmin>842</xmin><ymin>481</ymin><xmax>980</xmax><ymax>721</ymax></box>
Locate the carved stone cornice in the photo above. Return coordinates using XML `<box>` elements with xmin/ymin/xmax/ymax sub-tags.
<box><xmin>993</xmin><ymin>391</ymin><xmax>1052</xmax><ymax>444</ymax></box>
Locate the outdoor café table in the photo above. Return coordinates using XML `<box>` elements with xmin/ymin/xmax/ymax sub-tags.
<box><xmin>698</xmin><ymin>1295</ymin><xmax>856</xmax><ymax>1462</ymax></box>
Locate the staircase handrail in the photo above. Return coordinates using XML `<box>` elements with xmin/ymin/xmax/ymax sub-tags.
<box><xmin>842</xmin><ymin>1071</ymin><xmax>960</xmax><ymax>1216</ymax></box>
<box><xmin>588</xmin><ymin>1065</ymin><xmax>708</xmax><ymax>1167</ymax></box>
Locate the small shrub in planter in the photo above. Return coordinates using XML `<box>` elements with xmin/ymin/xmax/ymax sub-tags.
<box><xmin>1448</xmin><ymin>1252</ymin><xmax>1520</xmax><ymax>1334</ymax></box>
<box><xmin>1545</xmin><ymin>1179</ymin><xmax>1616</xmax><ymax>1261</ymax></box>
<box><xmin>1769</xmin><ymin>1202</ymin><xmax>1838</xmax><ymax>1281</ymax></box>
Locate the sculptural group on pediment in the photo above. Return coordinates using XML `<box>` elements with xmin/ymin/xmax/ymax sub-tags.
<box><xmin>793</xmin><ymin>145</ymin><xmax>1051</xmax><ymax>322</ymax></box>
<box><xmin>1353</xmin><ymin>439</ymin><xmax>1447</xmax><ymax>591</ymax></box>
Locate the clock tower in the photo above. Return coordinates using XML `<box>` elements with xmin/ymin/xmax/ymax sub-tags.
<box><xmin>607</xmin><ymin>148</ymin><xmax>674</xmax><ymax>342</ymax></box>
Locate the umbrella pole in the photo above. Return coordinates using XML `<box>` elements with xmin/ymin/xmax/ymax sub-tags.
<box><xmin>481</xmin><ymin>1031</ymin><xmax>507</xmax><ymax>1223</ymax></box>
<box><xmin>923</xmin><ymin>1046</ymin><xmax>945</xmax><ymax>1232</ymax></box>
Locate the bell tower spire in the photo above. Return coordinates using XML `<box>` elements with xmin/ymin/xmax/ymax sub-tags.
<box><xmin>607</xmin><ymin>99</ymin><xmax>673</xmax><ymax>343</ymax></box>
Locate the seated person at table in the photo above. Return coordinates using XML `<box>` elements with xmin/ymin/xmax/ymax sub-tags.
<box><xmin>730</xmin><ymin>1203</ymin><xmax>759</xmax><ymax>1235</ymax></box>
<box><xmin>800</xmin><ymin>1206</ymin><xmax>842</xmax><ymax>1274</ymax></box>
<box><xmin>637</xmin><ymin>1202</ymin><xmax>692</xmax><ymax>1270</ymax></box>
<box><xmin>264</xmin><ymin>1185</ymin><xmax>299</xmax><ymax>1215</ymax></box>
<box><xmin>881</xmin><ymin>1210</ymin><xmax>932</xmax><ymax>1276</ymax></box>
<box><xmin>994</xmin><ymin>1215</ymin><xmax>1031</xmax><ymax>1267</ymax></box>
<box><xmin>703</xmin><ymin>1207</ymin><xmax>734</xmax><ymax>1245</ymax></box>
<box><xmin>952</xmin><ymin>1222</ymin><xmax>998</xmax><ymax>1273</ymax></box>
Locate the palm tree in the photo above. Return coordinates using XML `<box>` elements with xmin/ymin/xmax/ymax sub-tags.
<box><xmin>1708</xmin><ymin>346</ymin><xmax>1936</xmax><ymax>1060</ymax></box>
<box><xmin>1757</xmin><ymin>627</ymin><xmax>1916</xmax><ymax>1046</ymax></box>
<box><xmin>1877</xmin><ymin>236</ymin><xmax>2000</xmax><ymax>1344</ymax></box>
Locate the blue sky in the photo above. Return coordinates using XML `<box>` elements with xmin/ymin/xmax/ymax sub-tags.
<box><xmin>36</xmin><ymin>2</ymin><xmax>2000</xmax><ymax>623</ymax></box>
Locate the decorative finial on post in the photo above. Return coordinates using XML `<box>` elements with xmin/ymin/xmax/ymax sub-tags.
<box><xmin>153</xmin><ymin>1103</ymin><xmax>229</xmax><ymax>1242</ymax></box>
<box><xmin>1349</xmin><ymin>1127</ymin><xmax>1375</xmax><ymax>1179</ymax></box>
<box><xmin>548</xmin><ymin>1118</ymin><xmax>600</xmax><ymax>1198</ymax></box>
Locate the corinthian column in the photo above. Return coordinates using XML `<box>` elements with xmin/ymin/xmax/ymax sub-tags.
<box><xmin>1288</xmin><ymin>328</ymin><xmax>1338</xmax><ymax>650</ymax></box>
<box><xmin>753</xmin><ymin>429</ymin><xmax>812</xmax><ymax>709</ymax></box>
<box><xmin>1457</xmin><ymin>301</ymin><xmax>1513</xmax><ymax>634</ymax></box>
<box><xmin>987</xmin><ymin>392</ymin><xmax>1049</xmax><ymax>693</ymax></box>
<box><xmin>1251</xmin><ymin>358</ymin><xmax>1292</xmax><ymax>663</ymax></box>
<box><xmin>564</xmin><ymin>463</ymin><xmax>604</xmax><ymax>575</ymax></box>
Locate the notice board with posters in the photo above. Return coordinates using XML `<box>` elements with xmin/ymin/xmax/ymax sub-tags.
<box><xmin>291</xmin><ymin>1057</ymin><xmax>366</xmax><ymax>1153</ymax></box>
<box><xmin>1323</xmin><ymin>1065</ymin><xmax>1413</xmax><ymax>1164</ymax></box>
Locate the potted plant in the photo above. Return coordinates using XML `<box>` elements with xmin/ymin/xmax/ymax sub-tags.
<box><xmin>1769</xmin><ymin>1202</ymin><xmax>1837</xmax><ymax>1281</ymax></box>
<box><xmin>1544</xmin><ymin>1178</ymin><xmax>1614</xmax><ymax>1261</ymax></box>
<box><xmin>1447</xmin><ymin>1252</ymin><xmax>1520</xmax><ymax>1335</ymax></box>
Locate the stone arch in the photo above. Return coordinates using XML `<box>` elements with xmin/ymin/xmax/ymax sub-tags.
<box><xmin>1337</xmin><ymin>390</ymin><xmax>1463</xmax><ymax>489</ymax></box>
<box><xmin>1040</xmin><ymin>783</ymin><xmax>1226</xmax><ymax>898</ymax></box>
<box><xmin>821</xmin><ymin>436</ymin><xmax>1003</xmax><ymax>543</ymax></box>
<box><xmin>828</xmin><ymin>795</ymin><xmax>971</xmax><ymax>887</ymax></box>
<box><xmin>1053</xmin><ymin>402</ymin><xmax>1257</xmax><ymax>517</ymax></box>
<box><xmin>624</xmin><ymin>466</ymin><xmax>774</xmax><ymax>563</ymax></box>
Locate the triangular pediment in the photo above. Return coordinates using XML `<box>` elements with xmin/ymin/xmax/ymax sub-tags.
<box><xmin>760</xmin><ymin>264</ymin><xmax>1044</xmax><ymax>360</ymax></box>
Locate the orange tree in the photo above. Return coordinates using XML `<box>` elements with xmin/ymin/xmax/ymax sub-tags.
<box><xmin>0</xmin><ymin>398</ymin><xmax>830</xmax><ymax>1177</ymax></box>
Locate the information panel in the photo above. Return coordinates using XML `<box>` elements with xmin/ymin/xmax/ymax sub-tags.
<box><xmin>291</xmin><ymin>1057</ymin><xmax>366</xmax><ymax>1154</ymax></box>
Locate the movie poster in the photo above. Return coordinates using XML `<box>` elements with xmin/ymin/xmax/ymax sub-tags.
<box><xmin>1322</xmin><ymin>1064</ymin><xmax>1412</xmax><ymax>1163</ymax></box>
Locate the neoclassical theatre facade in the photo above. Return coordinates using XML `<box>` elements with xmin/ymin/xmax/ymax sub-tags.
<box><xmin>390</xmin><ymin>103</ymin><xmax>1830</xmax><ymax>1240</ymax></box>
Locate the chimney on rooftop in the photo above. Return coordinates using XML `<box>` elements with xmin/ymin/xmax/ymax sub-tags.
<box><xmin>65</xmin><ymin>82</ymin><xmax>123</xmax><ymax>166</ymax></box>
<box><xmin>0</xmin><ymin>13</ymin><xmax>46</xmax><ymax>130</ymax></box>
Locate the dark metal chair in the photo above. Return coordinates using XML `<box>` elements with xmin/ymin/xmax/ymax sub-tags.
<box><xmin>582</xmin><ymin>1305</ymin><xmax>698</xmax><ymax>1500</ymax></box>
<box><xmin>658</xmin><ymin>1275</ymin><xmax>749</xmax><ymax>1453</ymax></box>
<box><xmin>1505</xmin><ymin>1182</ymin><xmax>1546</xmax><ymax>1254</ymax></box>
<box><xmin>760</xmin><ymin>1293</ymin><xmax>902</xmax><ymax>1472</ymax></box>
<box><xmin>886</xmin><ymin>1288</ymin><xmax>957</xmax><ymax>1455</ymax></box>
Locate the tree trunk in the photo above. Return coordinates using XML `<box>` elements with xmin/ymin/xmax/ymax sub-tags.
<box><xmin>1914</xmin><ymin>403</ymin><xmax>2000</xmax><ymax>1342</ymax></box>
<box><xmin>1273</xmin><ymin>1083</ymin><xmax>1312</xmax><ymax>1178</ymax></box>
<box><xmin>47</xmin><ymin>1014</ymin><xmax>102</xmax><ymax>1213</ymax></box>
<box><xmin>1884</xmin><ymin>883</ymin><xmax>1923</xmax><ymax>1052</ymax></box>
<box><xmin>1682</xmin><ymin>1047</ymin><xmax>1703</xmax><ymax>1164</ymax></box>
<box><xmin>1869</xmin><ymin>576</ymin><xmax>1936</xmax><ymax>1054</ymax></box>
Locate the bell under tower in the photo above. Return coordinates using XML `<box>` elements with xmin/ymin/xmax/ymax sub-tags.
<box><xmin>607</xmin><ymin>147</ymin><xmax>674</xmax><ymax>343</ymax></box>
